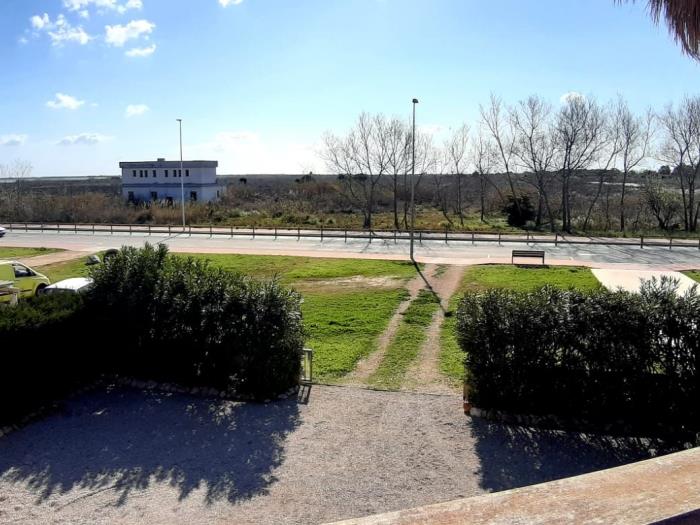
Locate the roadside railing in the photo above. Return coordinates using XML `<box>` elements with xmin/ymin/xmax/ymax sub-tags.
<box><xmin>3</xmin><ymin>221</ymin><xmax>700</xmax><ymax>250</ymax></box>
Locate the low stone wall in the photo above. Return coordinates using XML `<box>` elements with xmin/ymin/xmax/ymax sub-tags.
<box><xmin>327</xmin><ymin>447</ymin><xmax>700</xmax><ymax>525</ymax></box>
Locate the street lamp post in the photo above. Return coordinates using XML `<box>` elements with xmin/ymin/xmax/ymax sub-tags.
<box><xmin>177</xmin><ymin>118</ymin><xmax>185</xmax><ymax>229</ymax></box>
<box><xmin>409</xmin><ymin>98</ymin><xmax>419</xmax><ymax>262</ymax></box>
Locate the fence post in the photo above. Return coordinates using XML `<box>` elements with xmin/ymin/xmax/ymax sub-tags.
<box><xmin>148</xmin><ymin>224</ymin><xmax>151</xmax><ymax>235</ymax></box>
<box><xmin>498</xmin><ymin>232</ymin><xmax>501</xmax><ymax>245</ymax></box>
<box><xmin>344</xmin><ymin>229</ymin><xmax>347</xmax><ymax>243</ymax></box>
<box><xmin>445</xmin><ymin>226</ymin><xmax>448</xmax><ymax>243</ymax></box>
<box><xmin>298</xmin><ymin>227</ymin><xmax>300</xmax><ymax>241</ymax></box>
<box><xmin>110</xmin><ymin>224</ymin><xmax>113</xmax><ymax>235</ymax></box>
<box><xmin>471</xmin><ymin>232</ymin><xmax>475</xmax><ymax>245</ymax></box>
<box><xmin>252</xmin><ymin>226</ymin><xmax>255</xmax><ymax>238</ymax></box>
<box><xmin>555</xmin><ymin>232</ymin><xmax>558</xmax><ymax>247</ymax></box>
<box><xmin>320</xmin><ymin>226</ymin><xmax>324</xmax><ymax>242</ymax></box>
<box><xmin>230</xmin><ymin>226</ymin><xmax>233</xmax><ymax>238</ymax></box>
<box><xmin>189</xmin><ymin>225</ymin><xmax>192</xmax><ymax>236</ymax></box>
<box><xmin>210</xmin><ymin>224</ymin><xmax>213</xmax><ymax>237</ymax></box>
<box><xmin>640</xmin><ymin>235</ymin><xmax>644</xmax><ymax>249</ymax></box>
<box><xmin>129</xmin><ymin>224</ymin><xmax>132</xmax><ymax>235</ymax></box>
<box><xmin>74</xmin><ymin>223</ymin><xmax>77</xmax><ymax>234</ymax></box>
<box><xmin>669</xmin><ymin>237</ymin><xmax>673</xmax><ymax>250</ymax></box>
<box><xmin>419</xmin><ymin>230</ymin><xmax>422</xmax><ymax>244</ymax></box>
<box><xmin>168</xmin><ymin>224</ymin><xmax>171</xmax><ymax>235</ymax></box>
<box><xmin>275</xmin><ymin>227</ymin><xmax>277</xmax><ymax>240</ymax></box>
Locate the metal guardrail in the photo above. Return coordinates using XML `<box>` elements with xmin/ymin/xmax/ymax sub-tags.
<box><xmin>3</xmin><ymin>221</ymin><xmax>700</xmax><ymax>250</ymax></box>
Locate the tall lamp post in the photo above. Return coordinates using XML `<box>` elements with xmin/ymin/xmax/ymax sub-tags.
<box><xmin>177</xmin><ymin>118</ymin><xmax>185</xmax><ymax>228</ymax></box>
<box><xmin>409</xmin><ymin>98</ymin><xmax>419</xmax><ymax>262</ymax></box>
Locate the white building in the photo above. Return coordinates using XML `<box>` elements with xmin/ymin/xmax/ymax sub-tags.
<box><xmin>119</xmin><ymin>158</ymin><xmax>223</xmax><ymax>203</ymax></box>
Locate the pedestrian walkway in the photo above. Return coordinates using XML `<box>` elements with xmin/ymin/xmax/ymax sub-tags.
<box><xmin>591</xmin><ymin>269</ymin><xmax>698</xmax><ymax>294</ymax></box>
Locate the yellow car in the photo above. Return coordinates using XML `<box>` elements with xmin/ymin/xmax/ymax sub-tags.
<box><xmin>0</xmin><ymin>260</ymin><xmax>50</xmax><ymax>303</ymax></box>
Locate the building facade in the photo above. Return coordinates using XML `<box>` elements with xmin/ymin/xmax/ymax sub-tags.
<box><xmin>119</xmin><ymin>158</ymin><xmax>222</xmax><ymax>203</ymax></box>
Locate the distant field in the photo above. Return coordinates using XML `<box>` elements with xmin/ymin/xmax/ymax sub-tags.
<box><xmin>0</xmin><ymin>247</ymin><xmax>62</xmax><ymax>260</ymax></box>
<box><xmin>439</xmin><ymin>265</ymin><xmax>602</xmax><ymax>384</ymax></box>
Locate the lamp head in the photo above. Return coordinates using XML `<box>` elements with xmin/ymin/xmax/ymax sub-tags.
<box><xmin>412</xmin><ymin>98</ymin><xmax>419</xmax><ymax>104</ymax></box>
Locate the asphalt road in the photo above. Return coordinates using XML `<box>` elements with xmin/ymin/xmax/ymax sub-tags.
<box><xmin>2</xmin><ymin>230</ymin><xmax>700</xmax><ymax>269</ymax></box>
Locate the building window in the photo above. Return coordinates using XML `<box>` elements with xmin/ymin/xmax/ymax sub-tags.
<box><xmin>190</xmin><ymin>191</ymin><xmax>197</xmax><ymax>201</ymax></box>
<box><xmin>179</xmin><ymin>169</ymin><xmax>182</xmax><ymax>177</ymax></box>
<box><xmin>150</xmin><ymin>191</ymin><xmax>158</xmax><ymax>201</ymax></box>
<box><xmin>140</xmin><ymin>170</ymin><xmax>144</xmax><ymax>177</ymax></box>
<box><xmin>132</xmin><ymin>170</ymin><xmax>136</xmax><ymax>177</ymax></box>
<box><xmin>165</xmin><ymin>169</ymin><xmax>169</xmax><ymax>177</ymax></box>
<box><xmin>153</xmin><ymin>170</ymin><xmax>157</xmax><ymax>177</ymax></box>
<box><xmin>185</xmin><ymin>169</ymin><xmax>189</xmax><ymax>177</ymax></box>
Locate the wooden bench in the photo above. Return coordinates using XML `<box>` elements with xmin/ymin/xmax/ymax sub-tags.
<box><xmin>511</xmin><ymin>249</ymin><xmax>545</xmax><ymax>265</ymax></box>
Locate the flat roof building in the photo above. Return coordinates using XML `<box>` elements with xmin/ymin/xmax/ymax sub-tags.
<box><xmin>119</xmin><ymin>158</ymin><xmax>223</xmax><ymax>203</ymax></box>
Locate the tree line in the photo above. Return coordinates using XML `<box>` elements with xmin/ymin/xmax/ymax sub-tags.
<box><xmin>321</xmin><ymin>94</ymin><xmax>700</xmax><ymax>233</ymax></box>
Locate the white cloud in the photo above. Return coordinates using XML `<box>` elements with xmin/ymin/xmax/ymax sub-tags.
<box><xmin>78</xmin><ymin>9</ymin><xmax>90</xmax><ymax>19</ymax></box>
<box><xmin>219</xmin><ymin>0</ymin><xmax>244</xmax><ymax>6</ymax></box>
<box><xmin>18</xmin><ymin>36</ymin><xmax>29</xmax><ymax>45</ymax></box>
<box><xmin>125</xmin><ymin>43</ymin><xmax>156</xmax><ymax>57</ymax></box>
<box><xmin>31</xmin><ymin>13</ymin><xmax>50</xmax><ymax>30</ymax></box>
<box><xmin>560</xmin><ymin>91</ymin><xmax>585</xmax><ymax>104</ymax></box>
<box><xmin>58</xmin><ymin>133</ymin><xmax>110</xmax><ymax>146</ymax></box>
<box><xmin>105</xmin><ymin>19</ymin><xmax>155</xmax><ymax>47</ymax></box>
<box><xmin>126</xmin><ymin>104</ymin><xmax>149</xmax><ymax>117</ymax></box>
<box><xmin>31</xmin><ymin>13</ymin><xmax>92</xmax><ymax>46</ymax></box>
<box><xmin>0</xmin><ymin>135</ymin><xmax>28</xmax><ymax>147</ymax></box>
<box><xmin>46</xmin><ymin>93</ymin><xmax>85</xmax><ymax>110</ymax></box>
<box><xmin>63</xmin><ymin>0</ymin><xmax>142</xmax><ymax>14</ymax></box>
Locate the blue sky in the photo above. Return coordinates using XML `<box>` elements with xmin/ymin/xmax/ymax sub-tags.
<box><xmin>1</xmin><ymin>0</ymin><xmax>699</xmax><ymax>176</ymax></box>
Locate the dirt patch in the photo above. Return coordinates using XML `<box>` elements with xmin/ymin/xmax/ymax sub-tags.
<box><xmin>294</xmin><ymin>276</ymin><xmax>406</xmax><ymax>293</ymax></box>
<box><xmin>17</xmin><ymin>250</ymin><xmax>88</xmax><ymax>267</ymax></box>
<box><xmin>342</xmin><ymin>265</ymin><xmax>437</xmax><ymax>386</ymax></box>
<box><xmin>403</xmin><ymin>265</ymin><xmax>466</xmax><ymax>394</ymax></box>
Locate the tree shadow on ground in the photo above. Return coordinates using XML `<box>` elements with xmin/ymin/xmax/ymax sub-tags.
<box><xmin>469</xmin><ymin>417</ymin><xmax>675</xmax><ymax>492</ymax></box>
<box><xmin>0</xmin><ymin>387</ymin><xmax>300</xmax><ymax>506</ymax></box>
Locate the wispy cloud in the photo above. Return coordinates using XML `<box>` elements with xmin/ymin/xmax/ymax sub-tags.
<box><xmin>125</xmin><ymin>43</ymin><xmax>156</xmax><ymax>57</ymax></box>
<box><xmin>105</xmin><ymin>19</ymin><xmax>155</xmax><ymax>47</ymax></box>
<box><xmin>30</xmin><ymin>13</ymin><xmax>92</xmax><ymax>46</ymax></box>
<box><xmin>58</xmin><ymin>133</ymin><xmax>110</xmax><ymax>146</ymax></box>
<box><xmin>0</xmin><ymin>135</ymin><xmax>28</xmax><ymax>147</ymax></box>
<box><xmin>63</xmin><ymin>0</ymin><xmax>143</xmax><ymax>15</ymax></box>
<box><xmin>219</xmin><ymin>0</ymin><xmax>244</xmax><ymax>7</ymax></box>
<box><xmin>126</xmin><ymin>104</ymin><xmax>149</xmax><ymax>117</ymax></box>
<box><xmin>46</xmin><ymin>93</ymin><xmax>85</xmax><ymax>110</ymax></box>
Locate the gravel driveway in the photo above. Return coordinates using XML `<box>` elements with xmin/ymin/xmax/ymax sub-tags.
<box><xmin>0</xmin><ymin>385</ymin><xmax>656</xmax><ymax>525</ymax></box>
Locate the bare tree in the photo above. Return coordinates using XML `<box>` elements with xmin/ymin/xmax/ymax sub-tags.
<box><xmin>385</xmin><ymin>118</ymin><xmax>411</xmax><ymax>230</ymax></box>
<box><xmin>643</xmin><ymin>173</ymin><xmax>682</xmax><ymax>230</ymax></box>
<box><xmin>480</xmin><ymin>94</ymin><xmax>520</xmax><ymax>211</ymax></box>
<box><xmin>471</xmin><ymin>128</ymin><xmax>501</xmax><ymax>222</ymax></box>
<box><xmin>552</xmin><ymin>95</ymin><xmax>607</xmax><ymax>232</ymax></box>
<box><xmin>612</xmin><ymin>97</ymin><xmax>654</xmax><ymax>231</ymax></box>
<box><xmin>402</xmin><ymin>131</ymin><xmax>436</xmax><ymax>229</ymax></box>
<box><xmin>658</xmin><ymin>96</ymin><xmax>700</xmax><ymax>231</ymax></box>
<box><xmin>511</xmin><ymin>95</ymin><xmax>557</xmax><ymax>230</ymax></box>
<box><xmin>443</xmin><ymin>124</ymin><xmax>470</xmax><ymax>225</ymax></box>
<box><xmin>322</xmin><ymin>113</ymin><xmax>391</xmax><ymax>229</ymax></box>
<box><xmin>0</xmin><ymin>160</ymin><xmax>32</xmax><ymax>218</ymax></box>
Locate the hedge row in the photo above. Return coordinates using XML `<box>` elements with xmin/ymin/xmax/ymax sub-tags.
<box><xmin>0</xmin><ymin>244</ymin><xmax>304</xmax><ymax>424</ymax></box>
<box><xmin>457</xmin><ymin>279</ymin><xmax>699</xmax><ymax>436</ymax></box>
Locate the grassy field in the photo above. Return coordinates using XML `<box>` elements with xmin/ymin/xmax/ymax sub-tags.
<box><xmin>0</xmin><ymin>247</ymin><xmax>62</xmax><ymax>259</ymax></box>
<box><xmin>368</xmin><ymin>290</ymin><xmax>441</xmax><ymax>390</ymax></box>
<box><xmin>439</xmin><ymin>264</ymin><xmax>602</xmax><ymax>385</ymax></box>
<box><xmin>683</xmin><ymin>270</ymin><xmax>700</xmax><ymax>283</ymax></box>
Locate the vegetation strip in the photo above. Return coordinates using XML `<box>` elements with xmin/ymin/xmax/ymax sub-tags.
<box><xmin>368</xmin><ymin>289</ymin><xmax>441</xmax><ymax>390</ymax></box>
<box><xmin>0</xmin><ymin>247</ymin><xmax>61</xmax><ymax>259</ymax></box>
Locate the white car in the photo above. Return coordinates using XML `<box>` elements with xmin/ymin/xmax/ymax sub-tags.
<box><xmin>0</xmin><ymin>226</ymin><xmax>6</xmax><ymax>238</ymax></box>
<box><xmin>40</xmin><ymin>277</ymin><xmax>94</xmax><ymax>295</ymax></box>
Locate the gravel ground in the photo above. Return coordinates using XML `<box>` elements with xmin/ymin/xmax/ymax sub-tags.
<box><xmin>0</xmin><ymin>385</ymin><xmax>656</xmax><ymax>525</ymax></box>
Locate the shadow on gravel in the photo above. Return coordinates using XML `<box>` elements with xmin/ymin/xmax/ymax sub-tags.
<box><xmin>469</xmin><ymin>418</ymin><xmax>666</xmax><ymax>492</ymax></box>
<box><xmin>0</xmin><ymin>387</ymin><xmax>300</xmax><ymax>506</ymax></box>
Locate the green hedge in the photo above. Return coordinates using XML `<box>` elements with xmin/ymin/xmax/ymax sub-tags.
<box><xmin>0</xmin><ymin>294</ymin><xmax>97</xmax><ymax>424</ymax></box>
<box><xmin>0</xmin><ymin>244</ymin><xmax>304</xmax><ymax>424</ymax></box>
<box><xmin>457</xmin><ymin>279</ymin><xmax>699</xmax><ymax>436</ymax></box>
<box><xmin>88</xmin><ymin>244</ymin><xmax>304</xmax><ymax>398</ymax></box>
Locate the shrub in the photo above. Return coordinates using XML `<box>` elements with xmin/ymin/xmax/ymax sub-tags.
<box><xmin>88</xmin><ymin>244</ymin><xmax>304</xmax><ymax>398</ymax></box>
<box><xmin>0</xmin><ymin>294</ymin><xmax>96</xmax><ymax>424</ymax></box>
<box><xmin>502</xmin><ymin>195</ymin><xmax>536</xmax><ymax>227</ymax></box>
<box><xmin>456</xmin><ymin>280</ymin><xmax>699</xmax><ymax>437</ymax></box>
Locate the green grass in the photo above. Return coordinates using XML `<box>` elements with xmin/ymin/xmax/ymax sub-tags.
<box><xmin>438</xmin><ymin>264</ymin><xmax>602</xmax><ymax>385</ymax></box>
<box><xmin>368</xmin><ymin>290</ymin><xmax>441</xmax><ymax>389</ymax></box>
<box><xmin>37</xmin><ymin>255</ymin><xmax>101</xmax><ymax>282</ymax></box>
<box><xmin>183</xmin><ymin>253</ymin><xmax>419</xmax><ymax>283</ymax></box>
<box><xmin>0</xmin><ymin>247</ymin><xmax>62</xmax><ymax>259</ymax></box>
<box><xmin>683</xmin><ymin>270</ymin><xmax>700</xmax><ymax>283</ymax></box>
<box><xmin>303</xmin><ymin>288</ymin><xmax>408</xmax><ymax>381</ymax></box>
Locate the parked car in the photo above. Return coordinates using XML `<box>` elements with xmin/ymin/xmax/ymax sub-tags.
<box><xmin>0</xmin><ymin>226</ymin><xmax>6</xmax><ymax>238</ymax></box>
<box><xmin>39</xmin><ymin>277</ymin><xmax>93</xmax><ymax>295</ymax></box>
<box><xmin>0</xmin><ymin>260</ymin><xmax>50</xmax><ymax>303</ymax></box>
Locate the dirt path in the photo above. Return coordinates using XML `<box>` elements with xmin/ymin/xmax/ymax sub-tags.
<box><xmin>403</xmin><ymin>265</ymin><xmax>466</xmax><ymax>394</ymax></box>
<box><xmin>342</xmin><ymin>264</ymin><xmax>439</xmax><ymax>386</ymax></box>
<box><xmin>18</xmin><ymin>250</ymin><xmax>89</xmax><ymax>267</ymax></box>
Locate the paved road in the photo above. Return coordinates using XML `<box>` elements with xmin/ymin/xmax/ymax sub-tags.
<box><xmin>1</xmin><ymin>230</ymin><xmax>700</xmax><ymax>269</ymax></box>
